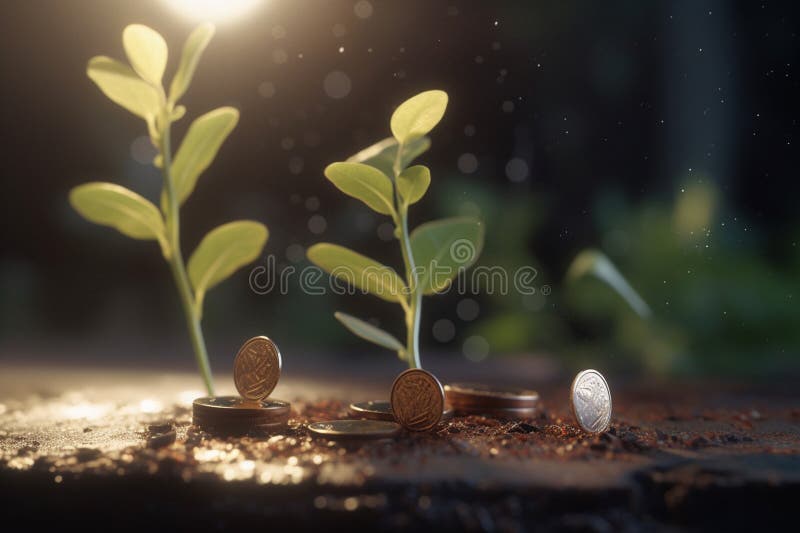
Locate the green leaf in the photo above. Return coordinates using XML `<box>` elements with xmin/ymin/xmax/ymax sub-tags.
<box><xmin>86</xmin><ymin>56</ymin><xmax>160</xmax><ymax>119</ymax></box>
<box><xmin>169</xmin><ymin>107</ymin><xmax>239</xmax><ymax>208</ymax></box>
<box><xmin>347</xmin><ymin>136</ymin><xmax>431</xmax><ymax>177</ymax></box>
<box><xmin>188</xmin><ymin>220</ymin><xmax>268</xmax><ymax>313</ymax></box>
<box><xmin>566</xmin><ymin>249</ymin><xmax>652</xmax><ymax>318</ymax></box>
<box><xmin>122</xmin><ymin>24</ymin><xmax>168</xmax><ymax>86</ymax></box>
<box><xmin>397</xmin><ymin>165</ymin><xmax>431</xmax><ymax>207</ymax></box>
<box><xmin>169</xmin><ymin>23</ymin><xmax>215</xmax><ymax>103</ymax></box>
<box><xmin>410</xmin><ymin>217</ymin><xmax>485</xmax><ymax>295</ymax></box>
<box><xmin>324</xmin><ymin>162</ymin><xmax>396</xmax><ymax>216</ymax></box>
<box><xmin>390</xmin><ymin>90</ymin><xmax>448</xmax><ymax>144</ymax></box>
<box><xmin>307</xmin><ymin>243</ymin><xmax>407</xmax><ymax>303</ymax></box>
<box><xmin>334</xmin><ymin>311</ymin><xmax>405</xmax><ymax>356</ymax></box>
<box><xmin>69</xmin><ymin>182</ymin><xmax>168</xmax><ymax>255</ymax></box>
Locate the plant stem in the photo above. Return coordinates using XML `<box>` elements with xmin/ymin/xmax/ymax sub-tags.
<box><xmin>393</xmin><ymin>143</ymin><xmax>422</xmax><ymax>369</ymax></box>
<box><xmin>159</xmin><ymin>112</ymin><xmax>215</xmax><ymax>395</ymax></box>
<box><xmin>398</xmin><ymin>209</ymin><xmax>422</xmax><ymax>369</ymax></box>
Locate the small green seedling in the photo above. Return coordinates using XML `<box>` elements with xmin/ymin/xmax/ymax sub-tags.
<box><xmin>307</xmin><ymin>91</ymin><xmax>484</xmax><ymax>368</ymax></box>
<box><xmin>70</xmin><ymin>24</ymin><xmax>267</xmax><ymax>394</ymax></box>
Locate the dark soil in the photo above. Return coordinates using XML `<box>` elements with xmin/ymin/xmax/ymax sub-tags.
<box><xmin>1</xmin><ymin>367</ymin><xmax>798</xmax><ymax>531</ymax></box>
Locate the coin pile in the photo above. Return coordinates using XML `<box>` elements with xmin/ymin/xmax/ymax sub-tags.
<box><xmin>192</xmin><ymin>336</ymin><xmax>290</xmax><ymax>436</ymax></box>
<box><xmin>444</xmin><ymin>383</ymin><xmax>540</xmax><ymax>418</ymax></box>
<box><xmin>193</xmin><ymin>396</ymin><xmax>290</xmax><ymax>435</ymax></box>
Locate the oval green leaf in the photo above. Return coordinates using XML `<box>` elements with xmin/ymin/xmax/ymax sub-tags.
<box><xmin>390</xmin><ymin>90</ymin><xmax>448</xmax><ymax>144</ymax></box>
<box><xmin>334</xmin><ymin>311</ymin><xmax>405</xmax><ymax>356</ymax></box>
<box><xmin>169</xmin><ymin>23</ymin><xmax>215</xmax><ymax>103</ymax></box>
<box><xmin>123</xmin><ymin>24</ymin><xmax>168</xmax><ymax>86</ymax></box>
<box><xmin>397</xmin><ymin>165</ymin><xmax>431</xmax><ymax>207</ymax></box>
<box><xmin>410</xmin><ymin>217</ymin><xmax>485</xmax><ymax>295</ymax></box>
<box><xmin>188</xmin><ymin>220</ymin><xmax>268</xmax><ymax>313</ymax></box>
<box><xmin>566</xmin><ymin>249</ymin><xmax>652</xmax><ymax>318</ymax></box>
<box><xmin>324</xmin><ymin>162</ymin><xmax>396</xmax><ymax>216</ymax></box>
<box><xmin>170</xmin><ymin>107</ymin><xmax>239</xmax><ymax>207</ymax></box>
<box><xmin>86</xmin><ymin>56</ymin><xmax>160</xmax><ymax>119</ymax></box>
<box><xmin>69</xmin><ymin>182</ymin><xmax>168</xmax><ymax>254</ymax></box>
<box><xmin>307</xmin><ymin>243</ymin><xmax>407</xmax><ymax>303</ymax></box>
<box><xmin>347</xmin><ymin>136</ymin><xmax>431</xmax><ymax>177</ymax></box>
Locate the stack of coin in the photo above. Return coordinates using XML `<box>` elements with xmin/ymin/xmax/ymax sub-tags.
<box><xmin>193</xmin><ymin>396</ymin><xmax>290</xmax><ymax>435</ymax></box>
<box><xmin>444</xmin><ymin>383</ymin><xmax>539</xmax><ymax>418</ymax></box>
<box><xmin>192</xmin><ymin>336</ymin><xmax>290</xmax><ymax>435</ymax></box>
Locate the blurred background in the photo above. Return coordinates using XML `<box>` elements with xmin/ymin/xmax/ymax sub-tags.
<box><xmin>1</xmin><ymin>0</ymin><xmax>798</xmax><ymax>380</ymax></box>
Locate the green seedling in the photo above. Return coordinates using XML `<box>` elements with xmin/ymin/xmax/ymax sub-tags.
<box><xmin>307</xmin><ymin>91</ymin><xmax>484</xmax><ymax>368</ymax></box>
<box><xmin>69</xmin><ymin>24</ymin><xmax>267</xmax><ymax>394</ymax></box>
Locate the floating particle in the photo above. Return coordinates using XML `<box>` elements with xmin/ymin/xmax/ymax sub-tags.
<box><xmin>281</xmin><ymin>137</ymin><xmax>295</xmax><ymax>150</ymax></box>
<box><xmin>377</xmin><ymin>222</ymin><xmax>394</xmax><ymax>241</ymax></box>
<box><xmin>433</xmin><ymin>319</ymin><xmax>456</xmax><ymax>342</ymax></box>
<box><xmin>130</xmin><ymin>136</ymin><xmax>156</xmax><ymax>165</ymax></box>
<box><xmin>323</xmin><ymin>71</ymin><xmax>352</xmax><ymax>99</ymax></box>
<box><xmin>505</xmin><ymin>158</ymin><xmax>529</xmax><ymax>182</ymax></box>
<box><xmin>273</xmin><ymin>49</ymin><xmax>288</xmax><ymax>64</ymax></box>
<box><xmin>332</xmin><ymin>23</ymin><xmax>347</xmax><ymax>37</ymax></box>
<box><xmin>308</xmin><ymin>215</ymin><xmax>327</xmax><ymax>234</ymax></box>
<box><xmin>258</xmin><ymin>81</ymin><xmax>276</xmax><ymax>98</ymax></box>
<box><xmin>285</xmin><ymin>244</ymin><xmax>305</xmax><ymax>263</ymax></box>
<box><xmin>289</xmin><ymin>156</ymin><xmax>304</xmax><ymax>174</ymax></box>
<box><xmin>305</xmin><ymin>196</ymin><xmax>320</xmax><ymax>211</ymax></box>
<box><xmin>456</xmin><ymin>298</ymin><xmax>480</xmax><ymax>321</ymax></box>
<box><xmin>501</xmin><ymin>100</ymin><xmax>515</xmax><ymax>113</ymax></box>
<box><xmin>463</xmin><ymin>336</ymin><xmax>489</xmax><ymax>361</ymax></box>
<box><xmin>464</xmin><ymin>124</ymin><xmax>476</xmax><ymax>137</ymax></box>
<box><xmin>457</xmin><ymin>153</ymin><xmax>478</xmax><ymax>174</ymax></box>
<box><xmin>354</xmin><ymin>0</ymin><xmax>373</xmax><ymax>19</ymax></box>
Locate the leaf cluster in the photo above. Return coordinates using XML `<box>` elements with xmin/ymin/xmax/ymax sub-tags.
<box><xmin>307</xmin><ymin>91</ymin><xmax>484</xmax><ymax>360</ymax></box>
<box><xmin>70</xmin><ymin>24</ymin><xmax>267</xmax><ymax>318</ymax></box>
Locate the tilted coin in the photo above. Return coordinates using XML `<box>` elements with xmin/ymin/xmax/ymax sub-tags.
<box><xmin>307</xmin><ymin>420</ymin><xmax>401</xmax><ymax>440</ymax></box>
<box><xmin>444</xmin><ymin>383</ymin><xmax>540</xmax><ymax>409</ymax></box>
<box><xmin>390</xmin><ymin>368</ymin><xmax>445</xmax><ymax>431</ymax></box>
<box><xmin>570</xmin><ymin>369</ymin><xmax>612</xmax><ymax>433</ymax></box>
<box><xmin>233</xmin><ymin>336</ymin><xmax>282</xmax><ymax>401</ymax></box>
<box><xmin>349</xmin><ymin>400</ymin><xmax>454</xmax><ymax>422</ymax></box>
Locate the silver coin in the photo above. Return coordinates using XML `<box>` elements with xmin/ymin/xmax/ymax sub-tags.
<box><xmin>570</xmin><ymin>369</ymin><xmax>612</xmax><ymax>433</ymax></box>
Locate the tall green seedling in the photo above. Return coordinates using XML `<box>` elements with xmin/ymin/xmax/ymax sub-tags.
<box><xmin>70</xmin><ymin>24</ymin><xmax>268</xmax><ymax>393</ymax></box>
<box><xmin>307</xmin><ymin>91</ymin><xmax>484</xmax><ymax>368</ymax></box>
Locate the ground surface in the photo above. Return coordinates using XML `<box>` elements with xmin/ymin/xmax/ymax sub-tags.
<box><xmin>0</xmin><ymin>360</ymin><xmax>798</xmax><ymax>531</ymax></box>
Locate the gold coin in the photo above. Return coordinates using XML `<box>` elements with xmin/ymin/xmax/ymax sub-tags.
<box><xmin>307</xmin><ymin>420</ymin><xmax>400</xmax><ymax>439</ymax></box>
<box><xmin>233</xmin><ymin>336</ymin><xmax>281</xmax><ymax>401</ymax></box>
<box><xmin>390</xmin><ymin>368</ymin><xmax>445</xmax><ymax>431</ymax></box>
<box><xmin>349</xmin><ymin>400</ymin><xmax>454</xmax><ymax>422</ymax></box>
